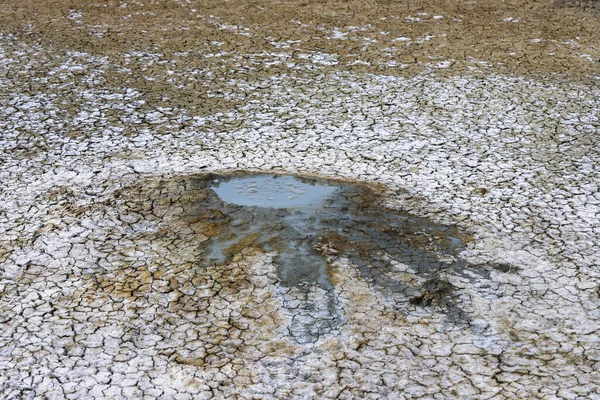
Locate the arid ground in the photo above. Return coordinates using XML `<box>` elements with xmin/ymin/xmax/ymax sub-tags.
<box><xmin>1</xmin><ymin>0</ymin><xmax>599</xmax><ymax>398</ymax></box>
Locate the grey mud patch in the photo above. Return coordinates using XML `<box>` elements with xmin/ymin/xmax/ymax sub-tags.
<box><xmin>112</xmin><ymin>172</ymin><xmax>483</xmax><ymax>343</ymax></box>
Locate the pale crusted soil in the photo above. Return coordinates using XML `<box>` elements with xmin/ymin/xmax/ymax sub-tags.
<box><xmin>1</xmin><ymin>1</ymin><xmax>600</xmax><ymax>399</ymax></box>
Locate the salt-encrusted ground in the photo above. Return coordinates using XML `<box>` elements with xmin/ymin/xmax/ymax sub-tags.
<box><xmin>1</xmin><ymin>0</ymin><xmax>599</xmax><ymax>398</ymax></box>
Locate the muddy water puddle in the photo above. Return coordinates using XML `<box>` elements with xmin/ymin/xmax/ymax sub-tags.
<box><xmin>119</xmin><ymin>173</ymin><xmax>477</xmax><ymax>343</ymax></box>
<box><xmin>212</xmin><ymin>174</ymin><xmax>338</xmax><ymax>208</ymax></box>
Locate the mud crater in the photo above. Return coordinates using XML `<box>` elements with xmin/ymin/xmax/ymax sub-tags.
<box><xmin>114</xmin><ymin>172</ymin><xmax>484</xmax><ymax>343</ymax></box>
<box><xmin>203</xmin><ymin>173</ymin><xmax>472</xmax><ymax>289</ymax></box>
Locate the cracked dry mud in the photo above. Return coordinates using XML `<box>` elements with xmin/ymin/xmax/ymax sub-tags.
<box><xmin>1</xmin><ymin>0</ymin><xmax>600</xmax><ymax>399</ymax></box>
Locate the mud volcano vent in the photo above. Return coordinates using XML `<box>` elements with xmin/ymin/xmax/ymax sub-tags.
<box><xmin>110</xmin><ymin>172</ymin><xmax>478</xmax><ymax>344</ymax></box>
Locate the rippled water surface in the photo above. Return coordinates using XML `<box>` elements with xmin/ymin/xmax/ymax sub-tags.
<box><xmin>212</xmin><ymin>174</ymin><xmax>338</xmax><ymax>208</ymax></box>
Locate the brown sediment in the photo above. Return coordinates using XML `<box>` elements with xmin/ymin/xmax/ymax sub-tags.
<box><xmin>0</xmin><ymin>0</ymin><xmax>599</xmax><ymax>77</ymax></box>
<box><xmin>223</xmin><ymin>232</ymin><xmax>263</xmax><ymax>260</ymax></box>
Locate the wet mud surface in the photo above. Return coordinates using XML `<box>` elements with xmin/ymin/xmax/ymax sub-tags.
<box><xmin>115</xmin><ymin>173</ymin><xmax>475</xmax><ymax>343</ymax></box>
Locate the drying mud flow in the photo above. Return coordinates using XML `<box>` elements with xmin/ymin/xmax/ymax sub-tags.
<box><xmin>1</xmin><ymin>0</ymin><xmax>600</xmax><ymax>398</ymax></box>
<box><xmin>116</xmin><ymin>173</ymin><xmax>475</xmax><ymax>343</ymax></box>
